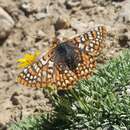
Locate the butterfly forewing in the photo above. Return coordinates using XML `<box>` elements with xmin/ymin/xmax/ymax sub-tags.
<box><xmin>69</xmin><ymin>26</ymin><xmax>107</xmax><ymax>56</ymax></box>
<box><xmin>17</xmin><ymin>49</ymin><xmax>55</xmax><ymax>88</ymax></box>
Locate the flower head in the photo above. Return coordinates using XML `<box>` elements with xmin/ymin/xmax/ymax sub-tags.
<box><xmin>17</xmin><ymin>50</ymin><xmax>40</xmax><ymax>68</ymax></box>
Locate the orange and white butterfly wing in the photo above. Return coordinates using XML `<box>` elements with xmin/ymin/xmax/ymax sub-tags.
<box><xmin>74</xmin><ymin>53</ymin><xmax>96</xmax><ymax>80</ymax></box>
<box><xmin>69</xmin><ymin>26</ymin><xmax>107</xmax><ymax>56</ymax></box>
<box><xmin>54</xmin><ymin>64</ymin><xmax>78</xmax><ymax>90</ymax></box>
<box><xmin>17</xmin><ymin>49</ymin><xmax>55</xmax><ymax>88</ymax></box>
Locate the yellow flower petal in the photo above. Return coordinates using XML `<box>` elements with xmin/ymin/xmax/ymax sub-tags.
<box><xmin>17</xmin><ymin>50</ymin><xmax>41</xmax><ymax>68</ymax></box>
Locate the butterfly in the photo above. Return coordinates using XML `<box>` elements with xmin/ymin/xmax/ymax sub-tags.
<box><xmin>17</xmin><ymin>26</ymin><xmax>107</xmax><ymax>90</ymax></box>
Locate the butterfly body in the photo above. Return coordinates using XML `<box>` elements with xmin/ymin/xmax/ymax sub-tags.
<box><xmin>55</xmin><ymin>42</ymin><xmax>82</xmax><ymax>70</ymax></box>
<box><xmin>17</xmin><ymin>26</ymin><xmax>107</xmax><ymax>90</ymax></box>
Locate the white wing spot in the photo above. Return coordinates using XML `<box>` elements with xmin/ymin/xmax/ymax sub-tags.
<box><xmin>33</xmin><ymin>80</ymin><xmax>36</xmax><ymax>83</ymax></box>
<box><xmin>24</xmin><ymin>68</ymin><xmax>28</xmax><ymax>74</ymax></box>
<box><xmin>97</xmin><ymin>35</ymin><xmax>101</xmax><ymax>39</ymax></box>
<box><xmin>25</xmin><ymin>78</ymin><xmax>28</xmax><ymax>81</ymax></box>
<box><xmin>62</xmin><ymin>82</ymin><xmax>66</xmax><ymax>86</ymax></box>
<box><xmin>48</xmin><ymin>61</ymin><xmax>53</xmax><ymax>67</ymax></box>
<box><xmin>30</xmin><ymin>75</ymin><xmax>33</xmax><ymax>79</ymax></box>
<box><xmin>90</xmin><ymin>43</ymin><xmax>94</xmax><ymax>47</ymax></box>
<box><xmin>81</xmin><ymin>70</ymin><xmax>84</xmax><ymax>75</ymax></box>
<box><xmin>79</xmin><ymin>43</ymin><xmax>84</xmax><ymax>50</ymax></box>
<box><xmin>85</xmin><ymin>47</ymin><xmax>89</xmax><ymax>51</ymax></box>
<box><xmin>64</xmin><ymin>70</ymin><xmax>68</xmax><ymax>73</ymax></box>
<box><xmin>42</xmin><ymin>71</ymin><xmax>47</xmax><ymax>77</ymax></box>
<box><xmin>48</xmin><ymin>69</ymin><xmax>53</xmax><ymax>73</ymax></box>
<box><xmin>27</xmin><ymin>73</ymin><xmax>30</xmax><ymax>77</ymax></box>
<box><xmin>33</xmin><ymin>64</ymin><xmax>38</xmax><ymax>70</ymax></box>
<box><xmin>38</xmin><ymin>72</ymin><xmax>42</xmax><ymax>77</ymax></box>
<box><xmin>65</xmin><ymin>80</ymin><xmax>70</xmax><ymax>84</ymax></box>
<box><xmin>96</xmin><ymin>31</ymin><xmax>100</xmax><ymax>35</ymax></box>
<box><xmin>36</xmin><ymin>67</ymin><xmax>40</xmax><ymax>72</ymax></box>
<box><xmin>90</xmin><ymin>48</ymin><xmax>94</xmax><ymax>52</ymax></box>
<box><xmin>96</xmin><ymin>38</ymin><xmax>99</xmax><ymax>41</ymax></box>
<box><xmin>48</xmin><ymin>74</ymin><xmax>51</xmax><ymax>78</ymax></box>
<box><xmin>34</xmin><ymin>75</ymin><xmax>37</xmax><ymax>79</ymax></box>
<box><xmin>37</xmin><ymin>77</ymin><xmax>41</xmax><ymax>82</ymax></box>
<box><xmin>40</xmin><ymin>58</ymin><xmax>47</xmax><ymax>65</ymax></box>
<box><xmin>85</xmin><ymin>69</ymin><xmax>88</xmax><ymax>73</ymax></box>
<box><xmin>57</xmin><ymin>81</ymin><xmax>61</xmax><ymax>86</ymax></box>
<box><xmin>29</xmin><ymin>80</ymin><xmax>32</xmax><ymax>83</ymax></box>
<box><xmin>69</xmin><ymin>77</ymin><xmax>73</xmax><ymax>81</ymax></box>
<box><xmin>80</xmin><ymin>35</ymin><xmax>85</xmax><ymax>42</ymax></box>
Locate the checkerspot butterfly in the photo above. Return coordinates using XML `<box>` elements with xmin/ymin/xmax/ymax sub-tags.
<box><xmin>17</xmin><ymin>26</ymin><xmax>107</xmax><ymax>90</ymax></box>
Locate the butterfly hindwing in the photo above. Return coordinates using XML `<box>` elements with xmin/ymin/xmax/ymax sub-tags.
<box><xmin>54</xmin><ymin>64</ymin><xmax>77</xmax><ymax>90</ymax></box>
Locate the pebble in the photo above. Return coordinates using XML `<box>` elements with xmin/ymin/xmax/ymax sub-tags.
<box><xmin>20</xmin><ymin>0</ymin><xmax>49</xmax><ymax>13</ymax></box>
<box><xmin>10</xmin><ymin>93</ymin><xmax>20</xmax><ymax>105</ymax></box>
<box><xmin>33</xmin><ymin>90</ymin><xmax>44</xmax><ymax>100</ymax></box>
<box><xmin>54</xmin><ymin>16</ymin><xmax>70</xmax><ymax>30</ymax></box>
<box><xmin>65</xmin><ymin>0</ymin><xmax>80</xmax><ymax>9</ymax></box>
<box><xmin>0</xmin><ymin>122</ymin><xmax>7</xmax><ymax>130</ymax></box>
<box><xmin>0</xmin><ymin>7</ymin><xmax>15</xmax><ymax>40</ymax></box>
<box><xmin>118</xmin><ymin>0</ymin><xmax>130</xmax><ymax>23</ymax></box>
<box><xmin>20</xmin><ymin>0</ymin><xmax>32</xmax><ymax>13</ymax></box>
<box><xmin>34</xmin><ymin>13</ymin><xmax>49</xmax><ymax>20</ymax></box>
<box><xmin>56</xmin><ymin>28</ymin><xmax>76</xmax><ymax>40</ymax></box>
<box><xmin>71</xmin><ymin>19</ymin><xmax>88</xmax><ymax>33</ymax></box>
<box><xmin>118</xmin><ymin>34</ymin><xmax>129</xmax><ymax>47</ymax></box>
<box><xmin>81</xmin><ymin>0</ymin><xmax>94</xmax><ymax>8</ymax></box>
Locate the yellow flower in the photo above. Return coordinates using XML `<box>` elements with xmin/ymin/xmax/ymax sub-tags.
<box><xmin>17</xmin><ymin>50</ymin><xmax>40</xmax><ymax>68</ymax></box>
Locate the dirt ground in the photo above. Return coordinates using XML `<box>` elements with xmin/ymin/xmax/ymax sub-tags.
<box><xmin>0</xmin><ymin>0</ymin><xmax>130</xmax><ymax>129</ymax></box>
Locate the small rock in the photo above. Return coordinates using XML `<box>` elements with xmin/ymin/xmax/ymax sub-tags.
<box><xmin>71</xmin><ymin>19</ymin><xmax>88</xmax><ymax>33</ymax></box>
<box><xmin>118</xmin><ymin>34</ymin><xmax>129</xmax><ymax>47</ymax></box>
<box><xmin>33</xmin><ymin>90</ymin><xmax>44</xmax><ymax>100</ymax></box>
<box><xmin>0</xmin><ymin>7</ymin><xmax>15</xmax><ymax>40</ymax></box>
<box><xmin>56</xmin><ymin>28</ymin><xmax>76</xmax><ymax>40</ymax></box>
<box><xmin>0</xmin><ymin>122</ymin><xmax>7</xmax><ymax>130</ymax></box>
<box><xmin>54</xmin><ymin>16</ymin><xmax>70</xmax><ymax>30</ymax></box>
<box><xmin>118</xmin><ymin>27</ymin><xmax>128</xmax><ymax>34</ymax></box>
<box><xmin>34</xmin><ymin>13</ymin><xmax>49</xmax><ymax>20</ymax></box>
<box><xmin>10</xmin><ymin>94</ymin><xmax>20</xmax><ymax>105</ymax></box>
<box><xmin>20</xmin><ymin>0</ymin><xmax>49</xmax><ymax>14</ymax></box>
<box><xmin>0</xmin><ymin>110</ymin><xmax>11</xmax><ymax>125</ymax></box>
<box><xmin>34</xmin><ymin>30</ymin><xmax>46</xmax><ymax>42</ymax></box>
<box><xmin>20</xmin><ymin>0</ymin><xmax>34</xmax><ymax>15</ymax></box>
<box><xmin>35</xmin><ymin>17</ymin><xmax>55</xmax><ymax>39</ymax></box>
<box><xmin>11</xmin><ymin>91</ymin><xmax>19</xmax><ymax>97</ymax></box>
<box><xmin>58</xmin><ymin>0</ymin><xmax>66</xmax><ymax>4</ymax></box>
<box><xmin>118</xmin><ymin>1</ymin><xmax>130</xmax><ymax>23</ymax></box>
<box><xmin>81</xmin><ymin>0</ymin><xmax>94</xmax><ymax>8</ymax></box>
<box><xmin>65</xmin><ymin>0</ymin><xmax>80</xmax><ymax>9</ymax></box>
